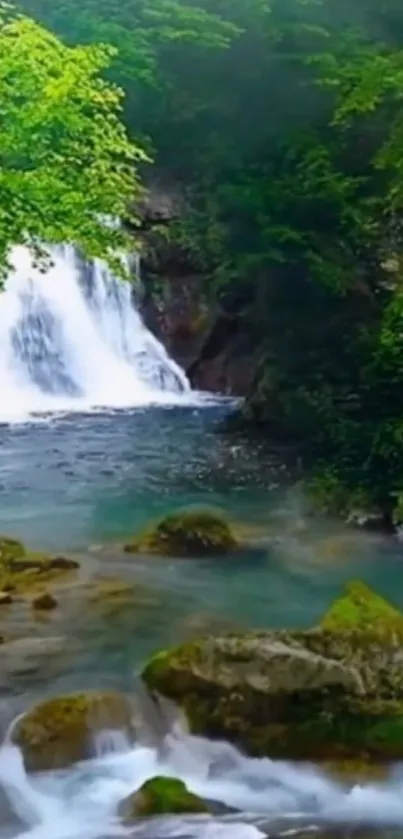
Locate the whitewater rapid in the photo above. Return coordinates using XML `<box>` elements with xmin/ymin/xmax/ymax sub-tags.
<box><xmin>1</xmin><ymin>725</ymin><xmax>403</xmax><ymax>839</ymax></box>
<box><xmin>0</xmin><ymin>246</ymin><xmax>204</xmax><ymax>423</ymax></box>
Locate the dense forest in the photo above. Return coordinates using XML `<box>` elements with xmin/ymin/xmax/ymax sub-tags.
<box><xmin>5</xmin><ymin>0</ymin><xmax>403</xmax><ymax>525</ymax></box>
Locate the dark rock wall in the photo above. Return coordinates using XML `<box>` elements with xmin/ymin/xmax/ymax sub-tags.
<box><xmin>137</xmin><ymin>181</ymin><xmax>257</xmax><ymax>395</ymax></box>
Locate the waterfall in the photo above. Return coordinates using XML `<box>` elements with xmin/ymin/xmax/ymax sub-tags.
<box><xmin>0</xmin><ymin>245</ymin><xmax>191</xmax><ymax>421</ymax></box>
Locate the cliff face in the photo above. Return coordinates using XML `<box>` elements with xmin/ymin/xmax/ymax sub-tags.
<box><xmin>138</xmin><ymin>181</ymin><xmax>257</xmax><ymax>395</ymax></box>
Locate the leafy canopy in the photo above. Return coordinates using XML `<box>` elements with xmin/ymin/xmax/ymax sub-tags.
<box><xmin>12</xmin><ymin>0</ymin><xmax>403</xmax><ymax>519</ymax></box>
<box><xmin>0</xmin><ymin>8</ymin><xmax>145</xmax><ymax>278</ymax></box>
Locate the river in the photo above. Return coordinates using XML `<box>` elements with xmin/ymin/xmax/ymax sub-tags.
<box><xmin>0</xmin><ymin>250</ymin><xmax>403</xmax><ymax>839</ymax></box>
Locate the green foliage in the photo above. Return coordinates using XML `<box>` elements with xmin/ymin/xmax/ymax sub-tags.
<box><xmin>9</xmin><ymin>0</ymin><xmax>403</xmax><ymax>517</ymax></box>
<box><xmin>0</xmin><ymin>7</ymin><xmax>144</xmax><ymax>278</ymax></box>
<box><xmin>15</xmin><ymin>0</ymin><xmax>242</xmax><ymax>168</ymax></box>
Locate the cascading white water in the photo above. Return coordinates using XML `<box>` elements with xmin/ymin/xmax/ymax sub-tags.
<box><xmin>1</xmin><ymin>724</ymin><xmax>403</xmax><ymax>839</ymax></box>
<box><xmin>0</xmin><ymin>245</ymin><xmax>192</xmax><ymax>422</ymax></box>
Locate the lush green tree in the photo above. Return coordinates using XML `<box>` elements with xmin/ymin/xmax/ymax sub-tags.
<box><xmin>166</xmin><ymin>0</ymin><xmax>403</xmax><ymax>521</ymax></box>
<box><xmin>15</xmin><ymin>0</ymin><xmax>242</xmax><ymax>168</ymax></box>
<box><xmin>0</xmin><ymin>8</ymin><xmax>144</xmax><ymax>278</ymax></box>
<box><xmin>12</xmin><ymin>0</ymin><xmax>403</xmax><ymax>521</ymax></box>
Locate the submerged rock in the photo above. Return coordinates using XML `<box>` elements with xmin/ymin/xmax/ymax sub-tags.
<box><xmin>86</xmin><ymin>577</ymin><xmax>159</xmax><ymax>612</ymax></box>
<box><xmin>32</xmin><ymin>592</ymin><xmax>58</xmax><ymax>611</ymax></box>
<box><xmin>8</xmin><ymin>552</ymin><xmax>78</xmax><ymax>574</ymax></box>
<box><xmin>0</xmin><ymin>536</ymin><xmax>79</xmax><ymax>599</ymax></box>
<box><xmin>0</xmin><ymin>536</ymin><xmax>25</xmax><ymax>563</ymax></box>
<box><xmin>142</xmin><ymin>582</ymin><xmax>403</xmax><ymax>760</ymax></box>
<box><xmin>13</xmin><ymin>690</ymin><xmax>134</xmax><ymax>771</ymax></box>
<box><xmin>119</xmin><ymin>777</ymin><xmax>208</xmax><ymax>819</ymax></box>
<box><xmin>47</xmin><ymin>555</ymin><xmax>80</xmax><ymax>571</ymax></box>
<box><xmin>0</xmin><ymin>637</ymin><xmax>69</xmax><ymax>693</ymax></box>
<box><xmin>124</xmin><ymin>507</ymin><xmax>239</xmax><ymax>557</ymax></box>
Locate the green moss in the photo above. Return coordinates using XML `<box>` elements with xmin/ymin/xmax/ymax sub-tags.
<box><xmin>10</xmin><ymin>552</ymin><xmax>56</xmax><ymax>571</ymax></box>
<box><xmin>0</xmin><ymin>537</ymin><xmax>80</xmax><ymax>602</ymax></box>
<box><xmin>174</xmin><ymin>689</ymin><xmax>403</xmax><ymax>760</ymax></box>
<box><xmin>127</xmin><ymin>777</ymin><xmax>208</xmax><ymax>817</ymax></box>
<box><xmin>141</xmin><ymin>583</ymin><xmax>403</xmax><ymax>760</ymax></box>
<box><xmin>320</xmin><ymin>581</ymin><xmax>403</xmax><ymax>633</ymax></box>
<box><xmin>0</xmin><ymin>551</ymin><xmax>78</xmax><ymax>597</ymax></box>
<box><xmin>0</xmin><ymin>536</ymin><xmax>25</xmax><ymax>564</ymax></box>
<box><xmin>143</xmin><ymin>648</ymin><xmax>171</xmax><ymax>677</ymax></box>
<box><xmin>125</xmin><ymin>507</ymin><xmax>239</xmax><ymax>557</ymax></box>
<box><xmin>14</xmin><ymin>691</ymin><xmax>134</xmax><ymax>771</ymax></box>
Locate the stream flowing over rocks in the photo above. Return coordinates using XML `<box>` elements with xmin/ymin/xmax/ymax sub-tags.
<box><xmin>0</xmin><ymin>245</ymin><xmax>403</xmax><ymax>839</ymax></box>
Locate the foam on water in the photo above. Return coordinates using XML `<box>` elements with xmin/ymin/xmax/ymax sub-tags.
<box><xmin>0</xmin><ymin>246</ymin><xmax>206</xmax><ymax>423</ymax></box>
<box><xmin>2</xmin><ymin>726</ymin><xmax>403</xmax><ymax>839</ymax></box>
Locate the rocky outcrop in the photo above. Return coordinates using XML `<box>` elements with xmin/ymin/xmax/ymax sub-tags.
<box><xmin>0</xmin><ymin>535</ymin><xmax>79</xmax><ymax>600</ymax></box>
<box><xmin>119</xmin><ymin>777</ymin><xmax>208</xmax><ymax>819</ymax></box>
<box><xmin>13</xmin><ymin>691</ymin><xmax>134</xmax><ymax>771</ymax></box>
<box><xmin>124</xmin><ymin>507</ymin><xmax>240</xmax><ymax>558</ymax></box>
<box><xmin>137</xmin><ymin>180</ymin><xmax>211</xmax><ymax>375</ymax></box>
<box><xmin>187</xmin><ymin>309</ymin><xmax>260</xmax><ymax>395</ymax></box>
<box><xmin>142</xmin><ymin>582</ymin><xmax>403</xmax><ymax>760</ymax></box>
<box><xmin>138</xmin><ymin>181</ymin><xmax>257</xmax><ymax>395</ymax></box>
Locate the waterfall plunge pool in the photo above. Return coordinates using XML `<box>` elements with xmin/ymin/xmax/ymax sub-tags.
<box><xmin>0</xmin><ymin>248</ymin><xmax>402</xmax><ymax>839</ymax></box>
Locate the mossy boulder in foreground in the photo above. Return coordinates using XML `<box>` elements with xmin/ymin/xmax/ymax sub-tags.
<box><xmin>124</xmin><ymin>507</ymin><xmax>239</xmax><ymax>557</ymax></box>
<box><xmin>13</xmin><ymin>691</ymin><xmax>134</xmax><ymax>771</ymax></box>
<box><xmin>119</xmin><ymin>777</ymin><xmax>208</xmax><ymax>819</ymax></box>
<box><xmin>142</xmin><ymin>582</ymin><xmax>403</xmax><ymax>761</ymax></box>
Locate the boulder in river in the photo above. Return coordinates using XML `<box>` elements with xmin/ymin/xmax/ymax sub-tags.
<box><xmin>119</xmin><ymin>777</ymin><xmax>208</xmax><ymax>819</ymax></box>
<box><xmin>124</xmin><ymin>507</ymin><xmax>239</xmax><ymax>557</ymax></box>
<box><xmin>142</xmin><ymin>581</ymin><xmax>403</xmax><ymax>760</ymax></box>
<box><xmin>13</xmin><ymin>690</ymin><xmax>134</xmax><ymax>771</ymax></box>
<box><xmin>0</xmin><ymin>536</ymin><xmax>25</xmax><ymax>563</ymax></box>
<box><xmin>32</xmin><ymin>591</ymin><xmax>58</xmax><ymax>611</ymax></box>
<box><xmin>0</xmin><ymin>537</ymin><xmax>79</xmax><ymax>598</ymax></box>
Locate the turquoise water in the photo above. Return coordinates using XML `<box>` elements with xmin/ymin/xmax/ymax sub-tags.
<box><xmin>0</xmin><ymin>404</ymin><xmax>278</xmax><ymax>550</ymax></box>
<box><xmin>2</xmin><ymin>406</ymin><xmax>403</xmax><ymax>839</ymax></box>
<box><xmin>0</xmin><ymin>404</ymin><xmax>402</xmax><ymax>697</ymax></box>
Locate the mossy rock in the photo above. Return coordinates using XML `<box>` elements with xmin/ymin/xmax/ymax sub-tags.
<box><xmin>142</xmin><ymin>583</ymin><xmax>403</xmax><ymax>761</ymax></box>
<box><xmin>320</xmin><ymin>580</ymin><xmax>403</xmax><ymax>634</ymax></box>
<box><xmin>13</xmin><ymin>690</ymin><xmax>134</xmax><ymax>771</ymax></box>
<box><xmin>119</xmin><ymin>777</ymin><xmax>208</xmax><ymax>819</ymax></box>
<box><xmin>9</xmin><ymin>552</ymin><xmax>79</xmax><ymax>573</ymax></box>
<box><xmin>0</xmin><ymin>539</ymin><xmax>79</xmax><ymax>578</ymax></box>
<box><xmin>0</xmin><ymin>536</ymin><xmax>25</xmax><ymax>564</ymax></box>
<box><xmin>32</xmin><ymin>592</ymin><xmax>58</xmax><ymax>611</ymax></box>
<box><xmin>0</xmin><ymin>549</ymin><xmax>79</xmax><ymax>598</ymax></box>
<box><xmin>124</xmin><ymin>507</ymin><xmax>239</xmax><ymax>557</ymax></box>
